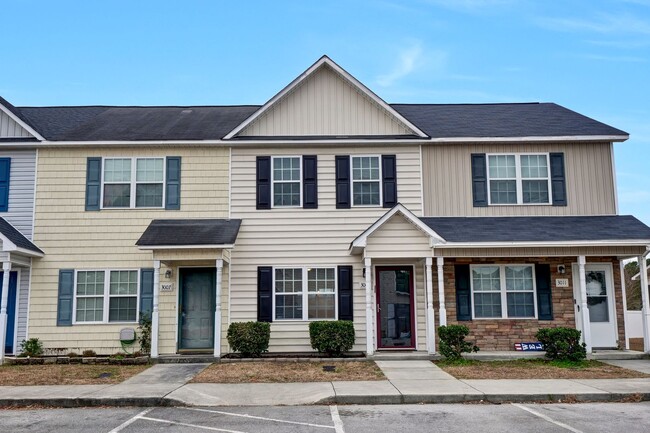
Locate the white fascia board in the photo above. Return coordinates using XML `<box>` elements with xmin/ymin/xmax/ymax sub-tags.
<box><xmin>437</xmin><ymin>239</ymin><xmax>650</xmax><ymax>248</ymax></box>
<box><xmin>0</xmin><ymin>104</ymin><xmax>45</xmax><ymax>141</ymax></box>
<box><xmin>137</xmin><ymin>244</ymin><xmax>235</xmax><ymax>250</ymax></box>
<box><xmin>223</xmin><ymin>56</ymin><xmax>428</xmax><ymax>139</ymax></box>
<box><xmin>428</xmin><ymin>135</ymin><xmax>629</xmax><ymax>143</ymax></box>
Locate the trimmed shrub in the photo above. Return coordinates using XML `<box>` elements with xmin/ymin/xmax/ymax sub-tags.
<box><xmin>438</xmin><ymin>325</ymin><xmax>479</xmax><ymax>361</ymax></box>
<box><xmin>536</xmin><ymin>327</ymin><xmax>586</xmax><ymax>362</ymax></box>
<box><xmin>309</xmin><ymin>321</ymin><xmax>355</xmax><ymax>356</ymax></box>
<box><xmin>82</xmin><ymin>349</ymin><xmax>97</xmax><ymax>357</ymax></box>
<box><xmin>227</xmin><ymin>321</ymin><xmax>271</xmax><ymax>357</ymax></box>
<box><xmin>20</xmin><ymin>338</ymin><xmax>44</xmax><ymax>357</ymax></box>
<box><xmin>138</xmin><ymin>313</ymin><xmax>152</xmax><ymax>354</ymax></box>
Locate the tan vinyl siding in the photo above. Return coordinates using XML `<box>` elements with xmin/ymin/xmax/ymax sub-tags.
<box><xmin>240</xmin><ymin>65</ymin><xmax>412</xmax><ymax>137</ymax></box>
<box><xmin>436</xmin><ymin>246</ymin><xmax>645</xmax><ymax>257</ymax></box>
<box><xmin>230</xmin><ymin>145</ymin><xmax>423</xmax><ymax>352</ymax></box>
<box><xmin>365</xmin><ymin>214</ymin><xmax>432</xmax><ymax>259</ymax></box>
<box><xmin>0</xmin><ymin>111</ymin><xmax>31</xmax><ymax>138</ymax></box>
<box><xmin>422</xmin><ymin>142</ymin><xmax>616</xmax><ymax>216</ymax></box>
<box><xmin>30</xmin><ymin>147</ymin><xmax>230</xmax><ymax>354</ymax></box>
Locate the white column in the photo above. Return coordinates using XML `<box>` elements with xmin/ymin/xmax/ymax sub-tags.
<box><xmin>578</xmin><ymin>256</ymin><xmax>592</xmax><ymax>353</ymax></box>
<box><xmin>214</xmin><ymin>259</ymin><xmax>224</xmax><ymax>358</ymax></box>
<box><xmin>0</xmin><ymin>261</ymin><xmax>11</xmax><ymax>365</ymax></box>
<box><xmin>151</xmin><ymin>260</ymin><xmax>161</xmax><ymax>359</ymax></box>
<box><xmin>425</xmin><ymin>258</ymin><xmax>435</xmax><ymax>354</ymax></box>
<box><xmin>365</xmin><ymin>258</ymin><xmax>374</xmax><ymax>356</ymax></box>
<box><xmin>437</xmin><ymin>257</ymin><xmax>447</xmax><ymax>327</ymax></box>
<box><xmin>639</xmin><ymin>255</ymin><xmax>650</xmax><ymax>353</ymax></box>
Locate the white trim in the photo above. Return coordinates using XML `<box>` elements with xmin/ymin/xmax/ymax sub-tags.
<box><xmin>101</xmin><ymin>157</ymin><xmax>166</xmax><ymax>210</ymax></box>
<box><xmin>223</xmin><ymin>56</ymin><xmax>428</xmax><ymax>139</ymax></box>
<box><xmin>24</xmin><ymin>262</ymin><xmax>32</xmax><ymax>343</ymax></box>
<box><xmin>137</xmin><ymin>244</ymin><xmax>234</xmax><ymax>250</ymax></box>
<box><xmin>72</xmin><ymin>269</ymin><xmax>140</xmax><ymax>325</ymax></box>
<box><xmin>610</xmin><ymin>143</ymin><xmax>620</xmax><ymax>214</ymax></box>
<box><xmin>271</xmin><ymin>155</ymin><xmax>303</xmax><ymax>209</ymax></box>
<box><xmin>620</xmin><ymin>260</ymin><xmax>629</xmax><ymax>350</ymax></box>
<box><xmin>0</xmin><ymin>104</ymin><xmax>45</xmax><ymax>141</ymax></box>
<box><xmin>351</xmin><ymin>155</ymin><xmax>382</xmax><ymax>208</ymax></box>
<box><xmin>374</xmin><ymin>263</ymin><xmax>418</xmax><ymax>350</ymax></box>
<box><xmin>418</xmin><ymin>144</ymin><xmax>424</xmax><ymax>216</ymax></box>
<box><xmin>439</xmin><ymin>239</ymin><xmax>650</xmax><ymax>248</ymax></box>
<box><xmin>486</xmin><ymin>152</ymin><xmax>552</xmax><ymax>206</ymax></box>
<box><xmin>31</xmin><ymin>148</ymin><xmax>38</xmax><ymax>241</ymax></box>
<box><xmin>469</xmin><ymin>264</ymin><xmax>538</xmax><ymax>320</ymax></box>
<box><xmin>228</xmin><ymin>147</ymin><xmax>232</xmax><ymax>219</ymax></box>
<box><xmin>271</xmin><ymin>265</ymin><xmax>338</xmax><ymax>322</ymax></box>
<box><xmin>0</xmin><ymin>218</ymin><xmax>44</xmax><ymax>257</ymax></box>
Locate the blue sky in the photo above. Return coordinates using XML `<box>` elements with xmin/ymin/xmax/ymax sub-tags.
<box><xmin>2</xmin><ymin>0</ymin><xmax>649</xmax><ymax>224</ymax></box>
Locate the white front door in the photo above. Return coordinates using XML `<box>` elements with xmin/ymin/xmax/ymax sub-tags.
<box><xmin>573</xmin><ymin>263</ymin><xmax>618</xmax><ymax>348</ymax></box>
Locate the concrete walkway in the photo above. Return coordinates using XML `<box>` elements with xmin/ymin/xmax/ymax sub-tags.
<box><xmin>2</xmin><ymin>360</ymin><xmax>650</xmax><ymax>407</ymax></box>
<box><xmin>602</xmin><ymin>359</ymin><xmax>650</xmax><ymax>375</ymax></box>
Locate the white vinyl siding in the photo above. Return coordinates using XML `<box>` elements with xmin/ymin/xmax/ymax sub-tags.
<box><xmin>102</xmin><ymin>157</ymin><xmax>165</xmax><ymax>209</ymax></box>
<box><xmin>471</xmin><ymin>264</ymin><xmax>537</xmax><ymax>319</ymax></box>
<box><xmin>0</xmin><ymin>111</ymin><xmax>32</xmax><ymax>138</ymax></box>
<box><xmin>73</xmin><ymin>270</ymin><xmax>139</xmax><ymax>324</ymax></box>
<box><xmin>0</xmin><ymin>150</ymin><xmax>36</xmax><ymax>239</ymax></box>
<box><xmin>487</xmin><ymin>153</ymin><xmax>551</xmax><ymax>205</ymax></box>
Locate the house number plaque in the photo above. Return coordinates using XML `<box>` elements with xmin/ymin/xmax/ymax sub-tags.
<box><xmin>555</xmin><ymin>278</ymin><xmax>569</xmax><ymax>288</ymax></box>
<box><xmin>160</xmin><ymin>283</ymin><xmax>174</xmax><ymax>292</ymax></box>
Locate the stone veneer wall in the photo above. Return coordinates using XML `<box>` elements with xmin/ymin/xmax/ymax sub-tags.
<box><xmin>435</xmin><ymin>256</ymin><xmax>624</xmax><ymax>351</ymax></box>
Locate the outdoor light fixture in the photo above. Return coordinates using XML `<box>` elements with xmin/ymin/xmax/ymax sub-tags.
<box><xmin>557</xmin><ymin>265</ymin><xmax>566</xmax><ymax>275</ymax></box>
<box><xmin>165</xmin><ymin>269</ymin><xmax>173</xmax><ymax>279</ymax></box>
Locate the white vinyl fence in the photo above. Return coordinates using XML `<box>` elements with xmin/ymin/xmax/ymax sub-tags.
<box><xmin>626</xmin><ymin>310</ymin><xmax>643</xmax><ymax>339</ymax></box>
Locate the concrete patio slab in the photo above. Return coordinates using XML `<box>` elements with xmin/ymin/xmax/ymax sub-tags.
<box><xmin>332</xmin><ymin>380</ymin><xmax>401</xmax><ymax>404</ymax></box>
<box><xmin>374</xmin><ymin>360</ymin><xmax>434</xmax><ymax>369</ymax></box>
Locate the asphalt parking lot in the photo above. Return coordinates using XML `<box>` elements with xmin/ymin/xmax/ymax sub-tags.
<box><xmin>1</xmin><ymin>402</ymin><xmax>649</xmax><ymax>433</ymax></box>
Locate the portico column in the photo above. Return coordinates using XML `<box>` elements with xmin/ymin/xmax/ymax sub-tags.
<box><xmin>639</xmin><ymin>255</ymin><xmax>650</xmax><ymax>353</ymax></box>
<box><xmin>151</xmin><ymin>260</ymin><xmax>161</xmax><ymax>359</ymax></box>
<box><xmin>365</xmin><ymin>258</ymin><xmax>374</xmax><ymax>356</ymax></box>
<box><xmin>0</xmin><ymin>261</ymin><xmax>11</xmax><ymax>365</ymax></box>
<box><xmin>578</xmin><ymin>256</ymin><xmax>592</xmax><ymax>353</ymax></box>
<box><xmin>437</xmin><ymin>257</ymin><xmax>447</xmax><ymax>327</ymax></box>
<box><xmin>214</xmin><ymin>259</ymin><xmax>224</xmax><ymax>358</ymax></box>
<box><xmin>425</xmin><ymin>258</ymin><xmax>435</xmax><ymax>354</ymax></box>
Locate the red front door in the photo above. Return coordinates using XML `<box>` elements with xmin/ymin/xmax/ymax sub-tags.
<box><xmin>376</xmin><ymin>266</ymin><xmax>415</xmax><ymax>349</ymax></box>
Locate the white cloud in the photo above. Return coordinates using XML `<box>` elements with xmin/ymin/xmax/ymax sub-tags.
<box><xmin>538</xmin><ymin>12</ymin><xmax>650</xmax><ymax>35</ymax></box>
<box><xmin>376</xmin><ymin>43</ymin><xmax>430</xmax><ymax>87</ymax></box>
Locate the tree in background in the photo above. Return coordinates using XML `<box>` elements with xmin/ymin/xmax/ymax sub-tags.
<box><xmin>625</xmin><ymin>258</ymin><xmax>650</xmax><ymax>310</ymax></box>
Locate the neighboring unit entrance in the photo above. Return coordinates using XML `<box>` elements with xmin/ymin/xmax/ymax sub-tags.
<box><xmin>573</xmin><ymin>264</ymin><xmax>618</xmax><ymax>348</ymax></box>
<box><xmin>376</xmin><ymin>266</ymin><xmax>415</xmax><ymax>349</ymax></box>
<box><xmin>0</xmin><ymin>271</ymin><xmax>18</xmax><ymax>354</ymax></box>
<box><xmin>178</xmin><ymin>268</ymin><xmax>215</xmax><ymax>351</ymax></box>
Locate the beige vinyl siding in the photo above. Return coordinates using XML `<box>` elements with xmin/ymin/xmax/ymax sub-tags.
<box><xmin>0</xmin><ymin>111</ymin><xmax>31</xmax><ymax>138</ymax></box>
<box><xmin>365</xmin><ymin>214</ymin><xmax>432</xmax><ymax>259</ymax></box>
<box><xmin>230</xmin><ymin>145</ymin><xmax>423</xmax><ymax>352</ymax></box>
<box><xmin>436</xmin><ymin>246</ymin><xmax>645</xmax><ymax>257</ymax></box>
<box><xmin>240</xmin><ymin>65</ymin><xmax>412</xmax><ymax>137</ymax></box>
<box><xmin>30</xmin><ymin>147</ymin><xmax>230</xmax><ymax>354</ymax></box>
<box><xmin>422</xmin><ymin>142</ymin><xmax>616</xmax><ymax>216</ymax></box>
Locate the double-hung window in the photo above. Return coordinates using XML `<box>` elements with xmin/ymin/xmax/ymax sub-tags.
<box><xmin>351</xmin><ymin>156</ymin><xmax>381</xmax><ymax>206</ymax></box>
<box><xmin>74</xmin><ymin>270</ymin><xmax>139</xmax><ymax>323</ymax></box>
<box><xmin>471</xmin><ymin>265</ymin><xmax>536</xmax><ymax>319</ymax></box>
<box><xmin>102</xmin><ymin>157</ymin><xmax>165</xmax><ymax>208</ymax></box>
<box><xmin>274</xmin><ymin>267</ymin><xmax>336</xmax><ymax>320</ymax></box>
<box><xmin>272</xmin><ymin>156</ymin><xmax>301</xmax><ymax>207</ymax></box>
<box><xmin>487</xmin><ymin>154</ymin><xmax>550</xmax><ymax>205</ymax></box>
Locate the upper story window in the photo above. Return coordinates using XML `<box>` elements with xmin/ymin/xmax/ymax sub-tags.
<box><xmin>272</xmin><ymin>156</ymin><xmax>301</xmax><ymax>207</ymax></box>
<box><xmin>487</xmin><ymin>153</ymin><xmax>550</xmax><ymax>205</ymax></box>
<box><xmin>471</xmin><ymin>264</ymin><xmax>537</xmax><ymax>319</ymax></box>
<box><xmin>102</xmin><ymin>157</ymin><xmax>165</xmax><ymax>208</ymax></box>
<box><xmin>74</xmin><ymin>269</ymin><xmax>139</xmax><ymax>324</ymax></box>
<box><xmin>274</xmin><ymin>266</ymin><xmax>337</xmax><ymax>321</ymax></box>
<box><xmin>351</xmin><ymin>156</ymin><xmax>381</xmax><ymax>206</ymax></box>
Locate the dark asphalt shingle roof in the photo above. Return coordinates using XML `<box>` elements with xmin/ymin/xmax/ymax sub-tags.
<box><xmin>421</xmin><ymin>215</ymin><xmax>650</xmax><ymax>243</ymax></box>
<box><xmin>0</xmin><ymin>217</ymin><xmax>43</xmax><ymax>254</ymax></box>
<box><xmin>136</xmin><ymin>219</ymin><xmax>242</xmax><ymax>247</ymax></box>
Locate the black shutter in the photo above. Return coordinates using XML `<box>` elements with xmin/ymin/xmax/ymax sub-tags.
<box><xmin>382</xmin><ymin>155</ymin><xmax>397</xmax><ymax>208</ymax></box>
<box><xmin>140</xmin><ymin>268</ymin><xmax>154</xmax><ymax>319</ymax></box>
<box><xmin>257</xmin><ymin>266</ymin><xmax>273</xmax><ymax>322</ymax></box>
<box><xmin>0</xmin><ymin>158</ymin><xmax>11</xmax><ymax>212</ymax></box>
<box><xmin>455</xmin><ymin>265</ymin><xmax>472</xmax><ymax>321</ymax></box>
<box><xmin>303</xmin><ymin>155</ymin><xmax>318</xmax><ymax>209</ymax></box>
<box><xmin>57</xmin><ymin>269</ymin><xmax>75</xmax><ymax>326</ymax></box>
<box><xmin>256</xmin><ymin>156</ymin><xmax>271</xmax><ymax>209</ymax></box>
<box><xmin>85</xmin><ymin>157</ymin><xmax>102</xmax><ymax>211</ymax></box>
<box><xmin>165</xmin><ymin>156</ymin><xmax>181</xmax><ymax>210</ymax></box>
<box><xmin>536</xmin><ymin>264</ymin><xmax>553</xmax><ymax>320</ymax></box>
<box><xmin>337</xmin><ymin>266</ymin><xmax>353</xmax><ymax>321</ymax></box>
<box><xmin>549</xmin><ymin>152</ymin><xmax>567</xmax><ymax>206</ymax></box>
<box><xmin>471</xmin><ymin>154</ymin><xmax>488</xmax><ymax>207</ymax></box>
<box><xmin>335</xmin><ymin>155</ymin><xmax>351</xmax><ymax>209</ymax></box>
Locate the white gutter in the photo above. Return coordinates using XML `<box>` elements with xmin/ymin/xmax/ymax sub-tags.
<box><xmin>434</xmin><ymin>239</ymin><xmax>650</xmax><ymax>248</ymax></box>
<box><xmin>137</xmin><ymin>244</ymin><xmax>235</xmax><ymax>250</ymax></box>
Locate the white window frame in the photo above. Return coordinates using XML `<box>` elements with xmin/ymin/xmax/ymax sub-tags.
<box><xmin>271</xmin><ymin>156</ymin><xmax>302</xmax><ymax>208</ymax></box>
<box><xmin>272</xmin><ymin>266</ymin><xmax>338</xmax><ymax>321</ymax></box>
<box><xmin>486</xmin><ymin>153</ymin><xmax>552</xmax><ymax>206</ymax></box>
<box><xmin>470</xmin><ymin>264</ymin><xmax>538</xmax><ymax>320</ymax></box>
<box><xmin>351</xmin><ymin>155</ymin><xmax>382</xmax><ymax>207</ymax></box>
<box><xmin>72</xmin><ymin>269</ymin><xmax>141</xmax><ymax>324</ymax></box>
<box><xmin>101</xmin><ymin>157</ymin><xmax>166</xmax><ymax>209</ymax></box>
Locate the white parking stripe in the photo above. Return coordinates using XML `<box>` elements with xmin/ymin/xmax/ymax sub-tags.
<box><xmin>180</xmin><ymin>406</ymin><xmax>336</xmax><ymax>429</ymax></box>
<box><xmin>330</xmin><ymin>405</ymin><xmax>345</xmax><ymax>433</ymax></box>
<box><xmin>512</xmin><ymin>403</ymin><xmax>585</xmax><ymax>433</ymax></box>
<box><xmin>140</xmin><ymin>415</ymin><xmax>247</xmax><ymax>433</ymax></box>
<box><xmin>108</xmin><ymin>408</ymin><xmax>154</xmax><ymax>433</ymax></box>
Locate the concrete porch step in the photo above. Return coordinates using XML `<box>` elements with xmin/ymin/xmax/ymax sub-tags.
<box><xmin>155</xmin><ymin>354</ymin><xmax>219</xmax><ymax>364</ymax></box>
<box><xmin>590</xmin><ymin>350</ymin><xmax>648</xmax><ymax>360</ymax></box>
<box><xmin>369</xmin><ymin>351</ymin><xmax>436</xmax><ymax>361</ymax></box>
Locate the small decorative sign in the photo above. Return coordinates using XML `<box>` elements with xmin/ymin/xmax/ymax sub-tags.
<box><xmin>161</xmin><ymin>283</ymin><xmax>174</xmax><ymax>292</ymax></box>
<box><xmin>555</xmin><ymin>278</ymin><xmax>569</xmax><ymax>288</ymax></box>
<box><xmin>514</xmin><ymin>342</ymin><xmax>544</xmax><ymax>351</ymax></box>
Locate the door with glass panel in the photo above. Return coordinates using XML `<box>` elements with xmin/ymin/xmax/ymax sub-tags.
<box><xmin>179</xmin><ymin>268</ymin><xmax>215</xmax><ymax>350</ymax></box>
<box><xmin>376</xmin><ymin>267</ymin><xmax>414</xmax><ymax>349</ymax></box>
<box><xmin>572</xmin><ymin>264</ymin><xmax>617</xmax><ymax>348</ymax></box>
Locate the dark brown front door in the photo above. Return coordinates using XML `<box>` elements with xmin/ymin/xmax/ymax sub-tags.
<box><xmin>376</xmin><ymin>266</ymin><xmax>415</xmax><ymax>349</ymax></box>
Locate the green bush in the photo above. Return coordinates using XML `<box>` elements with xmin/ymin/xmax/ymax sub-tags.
<box><xmin>20</xmin><ymin>338</ymin><xmax>44</xmax><ymax>357</ymax></box>
<box><xmin>82</xmin><ymin>349</ymin><xmax>97</xmax><ymax>357</ymax></box>
<box><xmin>536</xmin><ymin>327</ymin><xmax>586</xmax><ymax>362</ymax></box>
<box><xmin>309</xmin><ymin>321</ymin><xmax>355</xmax><ymax>356</ymax></box>
<box><xmin>438</xmin><ymin>325</ymin><xmax>479</xmax><ymax>361</ymax></box>
<box><xmin>138</xmin><ymin>313</ymin><xmax>152</xmax><ymax>354</ymax></box>
<box><xmin>227</xmin><ymin>321</ymin><xmax>271</xmax><ymax>357</ymax></box>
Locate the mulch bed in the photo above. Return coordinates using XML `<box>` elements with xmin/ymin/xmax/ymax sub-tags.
<box><xmin>436</xmin><ymin>359</ymin><xmax>650</xmax><ymax>380</ymax></box>
<box><xmin>0</xmin><ymin>364</ymin><xmax>150</xmax><ymax>386</ymax></box>
<box><xmin>192</xmin><ymin>361</ymin><xmax>384</xmax><ymax>383</ymax></box>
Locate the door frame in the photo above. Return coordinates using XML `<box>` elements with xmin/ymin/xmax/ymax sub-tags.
<box><xmin>572</xmin><ymin>262</ymin><xmax>618</xmax><ymax>349</ymax></box>
<box><xmin>375</xmin><ymin>265</ymin><xmax>416</xmax><ymax>350</ymax></box>
<box><xmin>1</xmin><ymin>270</ymin><xmax>19</xmax><ymax>355</ymax></box>
<box><xmin>176</xmin><ymin>266</ymin><xmax>216</xmax><ymax>352</ymax></box>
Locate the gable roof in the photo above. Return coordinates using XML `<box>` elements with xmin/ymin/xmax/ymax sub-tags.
<box><xmin>136</xmin><ymin>219</ymin><xmax>242</xmax><ymax>248</ymax></box>
<box><xmin>0</xmin><ymin>217</ymin><xmax>44</xmax><ymax>256</ymax></box>
<box><xmin>0</xmin><ymin>96</ymin><xmax>45</xmax><ymax>141</ymax></box>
